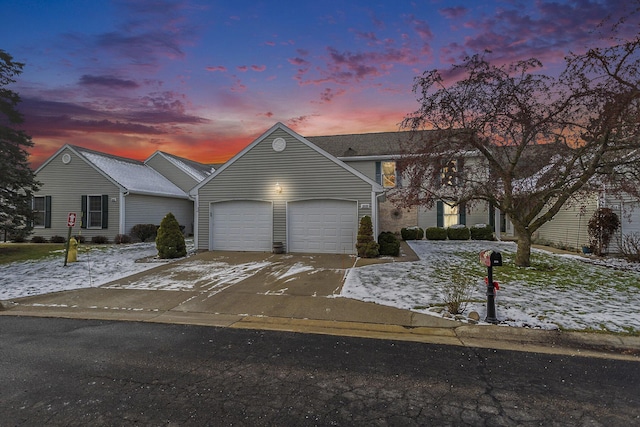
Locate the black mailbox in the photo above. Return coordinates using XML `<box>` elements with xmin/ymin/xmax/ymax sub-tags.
<box><xmin>479</xmin><ymin>250</ymin><xmax>502</xmax><ymax>267</ymax></box>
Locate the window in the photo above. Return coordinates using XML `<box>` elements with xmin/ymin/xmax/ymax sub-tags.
<box><xmin>437</xmin><ymin>200</ymin><xmax>466</xmax><ymax>227</ymax></box>
<box><xmin>443</xmin><ymin>203</ymin><xmax>458</xmax><ymax>228</ymax></box>
<box><xmin>81</xmin><ymin>195</ymin><xmax>108</xmax><ymax>229</ymax></box>
<box><xmin>376</xmin><ymin>161</ymin><xmax>399</xmax><ymax>188</ymax></box>
<box><xmin>33</xmin><ymin>196</ymin><xmax>51</xmax><ymax>228</ymax></box>
<box><xmin>441</xmin><ymin>160</ymin><xmax>458</xmax><ymax>186</ymax></box>
<box><xmin>88</xmin><ymin>196</ymin><xmax>103</xmax><ymax>228</ymax></box>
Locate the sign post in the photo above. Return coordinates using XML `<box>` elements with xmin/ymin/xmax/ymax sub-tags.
<box><xmin>63</xmin><ymin>212</ymin><xmax>77</xmax><ymax>266</ymax></box>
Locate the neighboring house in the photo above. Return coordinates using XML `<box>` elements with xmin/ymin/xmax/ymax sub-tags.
<box><xmin>191</xmin><ymin>122</ymin><xmax>501</xmax><ymax>254</ymax></box>
<box><xmin>32</xmin><ymin>145</ymin><xmax>212</xmax><ymax>241</ymax></box>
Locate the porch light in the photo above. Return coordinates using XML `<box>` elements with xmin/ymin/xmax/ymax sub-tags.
<box><xmin>275</xmin><ymin>182</ymin><xmax>282</xmax><ymax>194</ymax></box>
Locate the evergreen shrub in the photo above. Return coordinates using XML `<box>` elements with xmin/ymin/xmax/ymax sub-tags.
<box><xmin>156</xmin><ymin>212</ymin><xmax>187</xmax><ymax>259</ymax></box>
<box><xmin>356</xmin><ymin>215</ymin><xmax>379</xmax><ymax>258</ymax></box>
<box><xmin>378</xmin><ymin>231</ymin><xmax>400</xmax><ymax>256</ymax></box>
<box><xmin>425</xmin><ymin>227</ymin><xmax>447</xmax><ymax>240</ymax></box>
<box><xmin>131</xmin><ymin>223</ymin><xmax>158</xmax><ymax>242</ymax></box>
<box><xmin>31</xmin><ymin>236</ymin><xmax>47</xmax><ymax>243</ymax></box>
<box><xmin>91</xmin><ymin>235</ymin><xmax>109</xmax><ymax>244</ymax></box>
<box><xmin>50</xmin><ymin>235</ymin><xmax>66</xmax><ymax>243</ymax></box>
<box><xmin>400</xmin><ymin>227</ymin><xmax>424</xmax><ymax>240</ymax></box>
<box><xmin>470</xmin><ymin>224</ymin><xmax>494</xmax><ymax>240</ymax></box>
<box><xmin>447</xmin><ymin>226</ymin><xmax>470</xmax><ymax>240</ymax></box>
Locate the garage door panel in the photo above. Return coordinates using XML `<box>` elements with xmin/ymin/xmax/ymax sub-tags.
<box><xmin>289</xmin><ymin>199</ymin><xmax>357</xmax><ymax>254</ymax></box>
<box><xmin>211</xmin><ymin>201</ymin><xmax>272</xmax><ymax>251</ymax></box>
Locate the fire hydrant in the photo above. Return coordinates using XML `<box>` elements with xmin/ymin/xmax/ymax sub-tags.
<box><xmin>66</xmin><ymin>237</ymin><xmax>78</xmax><ymax>263</ymax></box>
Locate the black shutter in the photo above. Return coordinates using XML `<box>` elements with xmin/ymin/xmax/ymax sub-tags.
<box><xmin>375</xmin><ymin>161</ymin><xmax>381</xmax><ymax>185</ymax></box>
<box><xmin>44</xmin><ymin>196</ymin><xmax>52</xmax><ymax>228</ymax></box>
<box><xmin>102</xmin><ymin>195</ymin><xmax>109</xmax><ymax>229</ymax></box>
<box><xmin>436</xmin><ymin>201</ymin><xmax>444</xmax><ymax>228</ymax></box>
<box><xmin>81</xmin><ymin>195</ymin><xmax>87</xmax><ymax>228</ymax></box>
<box><xmin>459</xmin><ymin>202</ymin><xmax>466</xmax><ymax>225</ymax></box>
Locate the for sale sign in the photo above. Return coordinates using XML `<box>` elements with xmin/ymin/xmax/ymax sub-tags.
<box><xmin>67</xmin><ymin>212</ymin><xmax>77</xmax><ymax>227</ymax></box>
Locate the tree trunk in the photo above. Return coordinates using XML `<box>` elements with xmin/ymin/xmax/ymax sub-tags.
<box><xmin>513</xmin><ymin>223</ymin><xmax>533</xmax><ymax>267</ymax></box>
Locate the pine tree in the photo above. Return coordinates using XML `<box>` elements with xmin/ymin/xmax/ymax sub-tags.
<box><xmin>0</xmin><ymin>50</ymin><xmax>40</xmax><ymax>241</ymax></box>
<box><xmin>155</xmin><ymin>212</ymin><xmax>186</xmax><ymax>259</ymax></box>
<box><xmin>355</xmin><ymin>215</ymin><xmax>379</xmax><ymax>258</ymax></box>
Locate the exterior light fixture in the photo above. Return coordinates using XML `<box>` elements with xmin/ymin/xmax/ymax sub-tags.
<box><xmin>275</xmin><ymin>182</ymin><xmax>282</xmax><ymax>194</ymax></box>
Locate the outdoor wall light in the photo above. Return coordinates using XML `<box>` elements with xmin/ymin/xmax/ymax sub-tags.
<box><xmin>275</xmin><ymin>182</ymin><xmax>282</xmax><ymax>194</ymax></box>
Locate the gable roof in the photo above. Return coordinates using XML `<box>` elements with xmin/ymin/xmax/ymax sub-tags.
<box><xmin>192</xmin><ymin>122</ymin><xmax>384</xmax><ymax>194</ymax></box>
<box><xmin>145</xmin><ymin>151</ymin><xmax>214</xmax><ymax>182</ymax></box>
<box><xmin>37</xmin><ymin>144</ymin><xmax>189</xmax><ymax>199</ymax></box>
<box><xmin>306</xmin><ymin>129</ymin><xmax>436</xmax><ymax>158</ymax></box>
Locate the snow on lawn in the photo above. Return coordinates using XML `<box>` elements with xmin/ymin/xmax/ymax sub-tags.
<box><xmin>342</xmin><ymin>240</ymin><xmax>640</xmax><ymax>333</ymax></box>
<box><xmin>0</xmin><ymin>242</ymin><xmax>191</xmax><ymax>300</ymax></box>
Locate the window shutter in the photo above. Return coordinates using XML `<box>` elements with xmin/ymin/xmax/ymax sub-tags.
<box><xmin>396</xmin><ymin>168</ymin><xmax>402</xmax><ymax>188</ymax></box>
<box><xmin>81</xmin><ymin>195</ymin><xmax>87</xmax><ymax>228</ymax></box>
<box><xmin>375</xmin><ymin>161</ymin><xmax>381</xmax><ymax>185</ymax></box>
<box><xmin>436</xmin><ymin>201</ymin><xmax>444</xmax><ymax>228</ymax></box>
<box><xmin>459</xmin><ymin>202</ymin><xmax>466</xmax><ymax>225</ymax></box>
<box><xmin>102</xmin><ymin>195</ymin><xmax>109</xmax><ymax>229</ymax></box>
<box><xmin>489</xmin><ymin>202</ymin><xmax>495</xmax><ymax>229</ymax></box>
<box><xmin>44</xmin><ymin>196</ymin><xmax>52</xmax><ymax>228</ymax></box>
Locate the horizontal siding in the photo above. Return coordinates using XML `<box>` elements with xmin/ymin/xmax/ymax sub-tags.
<box><xmin>534</xmin><ymin>195</ymin><xmax>597</xmax><ymax>251</ymax></box>
<box><xmin>125</xmin><ymin>194</ymin><xmax>194</xmax><ymax>235</ymax></box>
<box><xmin>197</xmin><ymin>128</ymin><xmax>374</xmax><ymax>250</ymax></box>
<box><xmin>32</xmin><ymin>147</ymin><xmax>121</xmax><ymax>241</ymax></box>
<box><xmin>343</xmin><ymin>160</ymin><xmax>376</xmax><ymax>181</ymax></box>
<box><xmin>146</xmin><ymin>155</ymin><xmax>198</xmax><ymax>193</ymax></box>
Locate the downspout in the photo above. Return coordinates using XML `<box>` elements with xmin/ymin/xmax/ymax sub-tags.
<box><xmin>192</xmin><ymin>194</ymin><xmax>199</xmax><ymax>249</ymax></box>
<box><xmin>374</xmin><ymin>191</ymin><xmax>385</xmax><ymax>241</ymax></box>
<box><xmin>119</xmin><ymin>190</ymin><xmax>128</xmax><ymax>235</ymax></box>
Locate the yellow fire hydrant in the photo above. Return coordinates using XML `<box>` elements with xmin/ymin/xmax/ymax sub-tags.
<box><xmin>66</xmin><ymin>237</ymin><xmax>78</xmax><ymax>263</ymax></box>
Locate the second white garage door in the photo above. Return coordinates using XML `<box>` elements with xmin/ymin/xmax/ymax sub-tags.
<box><xmin>288</xmin><ymin>199</ymin><xmax>357</xmax><ymax>254</ymax></box>
<box><xmin>210</xmin><ymin>200</ymin><xmax>272</xmax><ymax>251</ymax></box>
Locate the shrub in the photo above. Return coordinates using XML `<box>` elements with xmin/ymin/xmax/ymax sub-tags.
<box><xmin>356</xmin><ymin>215</ymin><xmax>379</xmax><ymax>258</ymax></box>
<box><xmin>619</xmin><ymin>232</ymin><xmax>640</xmax><ymax>263</ymax></box>
<box><xmin>114</xmin><ymin>234</ymin><xmax>132</xmax><ymax>244</ymax></box>
<box><xmin>400</xmin><ymin>227</ymin><xmax>424</xmax><ymax>240</ymax></box>
<box><xmin>31</xmin><ymin>236</ymin><xmax>47</xmax><ymax>243</ymax></box>
<box><xmin>588</xmin><ymin>208</ymin><xmax>620</xmax><ymax>255</ymax></box>
<box><xmin>442</xmin><ymin>268</ymin><xmax>475</xmax><ymax>315</ymax></box>
<box><xmin>425</xmin><ymin>227</ymin><xmax>447</xmax><ymax>240</ymax></box>
<box><xmin>378</xmin><ymin>232</ymin><xmax>400</xmax><ymax>256</ymax></box>
<box><xmin>91</xmin><ymin>235</ymin><xmax>109</xmax><ymax>244</ymax></box>
<box><xmin>470</xmin><ymin>224</ymin><xmax>494</xmax><ymax>240</ymax></box>
<box><xmin>75</xmin><ymin>235</ymin><xmax>86</xmax><ymax>244</ymax></box>
<box><xmin>131</xmin><ymin>223</ymin><xmax>158</xmax><ymax>242</ymax></box>
<box><xmin>50</xmin><ymin>235</ymin><xmax>66</xmax><ymax>244</ymax></box>
<box><xmin>156</xmin><ymin>212</ymin><xmax>187</xmax><ymax>259</ymax></box>
<box><xmin>447</xmin><ymin>225</ymin><xmax>470</xmax><ymax>240</ymax></box>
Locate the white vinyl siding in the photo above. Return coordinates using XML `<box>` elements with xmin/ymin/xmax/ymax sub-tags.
<box><xmin>534</xmin><ymin>195</ymin><xmax>598</xmax><ymax>251</ymax></box>
<box><xmin>125</xmin><ymin>194</ymin><xmax>194</xmax><ymax>235</ymax></box>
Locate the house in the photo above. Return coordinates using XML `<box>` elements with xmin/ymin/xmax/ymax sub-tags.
<box><xmin>191</xmin><ymin>122</ymin><xmax>500</xmax><ymax>254</ymax></box>
<box><xmin>32</xmin><ymin>145</ymin><xmax>213</xmax><ymax>241</ymax></box>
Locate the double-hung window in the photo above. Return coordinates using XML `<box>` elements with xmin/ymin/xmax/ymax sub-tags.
<box><xmin>81</xmin><ymin>195</ymin><xmax>108</xmax><ymax>229</ymax></box>
<box><xmin>33</xmin><ymin>196</ymin><xmax>51</xmax><ymax>228</ymax></box>
<box><xmin>376</xmin><ymin>161</ymin><xmax>399</xmax><ymax>188</ymax></box>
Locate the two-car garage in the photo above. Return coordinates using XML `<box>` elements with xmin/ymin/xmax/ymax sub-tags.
<box><xmin>210</xmin><ymin>199</ymin><xmax>357</xmax><ymax>254</ymax></box>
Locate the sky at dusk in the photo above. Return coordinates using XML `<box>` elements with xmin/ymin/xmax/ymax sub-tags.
<box><xmin>2</xmin><ymin>0</ymin><xmax>638</xmax><ymax>168</ymax></box>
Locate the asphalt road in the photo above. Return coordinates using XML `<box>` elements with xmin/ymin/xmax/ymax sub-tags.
<box><xmin>1</xmin><ymin>317</ymin><xmax>638</xmax><ymax>426</ymax></box>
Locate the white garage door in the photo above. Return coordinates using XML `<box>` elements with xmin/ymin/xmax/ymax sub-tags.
<box><xmin>288</xmin><ymin>199</ymin><xmax>357</xmax><ymax>254</ymax></box>
<box><xmin>210</xmin><ymin>201</ymin><xmax>272</xmax><ymax>251</ymax></box>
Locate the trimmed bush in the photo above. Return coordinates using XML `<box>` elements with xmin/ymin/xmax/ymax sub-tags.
<box><xmin>31</xmin><ymin>235</ymin><xmax>47</xmax><ymax>243</ymax></box>
<box><xmin>378</xmin><ymin>232</ymin><xmax>400</xmax><ymax>256</ymax></box>
<box><xmin>447</xmin><ymin>226</ymin><xmax>470</xmax><ymax>240</ymax></box>
<box><xmin>114</xmin><ymin>234</ymin><xmax>132</xmax><ymax>244</ymax></box>
<box><xmin>50</xmin><ymin>235</ymin><xmax>66</xmax><ymax>243</ymax></box>
<box><xmin>470</xmin><ymin>224</ymin><xmax>494</xmax><ymax>240</ymax></box>
<box><xmin>400</xmin><ymin>227</ymin><xmax>424</xmax><ymax>241</ymax></box>
<box><xmin>75</xmin><ymin>235</ymin><xmax>86</xmax><ymax>244</ymax></box>
<box><xmin>91</xmin><ymin>235</ymin><xmax>109</xmax><ymax>244</ymax></box>
<box><xmin>356</xmin><ymin>215</ymin><xmax>379</xmax><ymax>258</ymax></box>
<box><xmin>156</xmin><ymin>212</ymin><xmax>187</xmax><ymax>259</ymax></box>
<box><xmin>131</xmin><ymin>223</ymin><xmax>158</xmax><ymax>242</ymax></box>
<box><xmin>425</xmin><ymin>227</ymin><xmax>447</xmax><ymax>240</ymax></box>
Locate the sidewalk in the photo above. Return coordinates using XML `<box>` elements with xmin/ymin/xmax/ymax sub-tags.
<box><xmin>2</xmin><ymin>243</ymin><xmax>639</xmax><ymax>361</ymax></box>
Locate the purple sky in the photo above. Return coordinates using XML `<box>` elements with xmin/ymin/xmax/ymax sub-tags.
<box><xmin>2</xmin><ymin>0</ymin><xmax>636</xmax><ymax>167</ymax></box>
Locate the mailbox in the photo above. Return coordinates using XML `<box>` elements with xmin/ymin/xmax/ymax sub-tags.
<box><xmin>479</xmin><ymin>250</ymin><xmax>502</xmax><ymax>267</ymax></box>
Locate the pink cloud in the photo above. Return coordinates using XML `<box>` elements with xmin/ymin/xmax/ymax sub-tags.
<box><xmin>250</xmin><ymin>64</ymin><xmax>266</xmax><ymax>72</ymax></box>
<box><xmin>237</xmin><ymin>65</ymin><xmax>248</xmax><ymax>72</ymax></box>
<box><xmin>206</xmin><ymin>65</ymin><xmax>227</xmax><ymax>72</ymax></box>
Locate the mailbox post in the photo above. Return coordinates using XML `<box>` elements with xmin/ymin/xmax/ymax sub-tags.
<box><xmin>479</xmin><ymin>250</ymin><xmax>502</xmax><ymax>324</ymax></box>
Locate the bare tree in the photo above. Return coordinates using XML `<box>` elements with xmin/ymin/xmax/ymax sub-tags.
<box><xmin>395</xmin><ymin>33</ymin><xmax>640</xmax><ymax>267</ymax></box>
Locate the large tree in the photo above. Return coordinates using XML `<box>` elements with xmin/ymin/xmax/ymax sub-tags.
<box><xmin>0</xmin><ymin>50</ymin><xmax>39</xmax><ymax>241</ymax></box>
<box><xmin>395</xmin><ymin>35</ymin><xmax>640</xmax><ymax>266</ymax></box>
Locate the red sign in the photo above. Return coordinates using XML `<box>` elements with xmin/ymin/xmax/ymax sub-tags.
<box><xmin>67</xmin><ymin>212</ymin><xmax>77</xmax><ymax>227</ymax></box>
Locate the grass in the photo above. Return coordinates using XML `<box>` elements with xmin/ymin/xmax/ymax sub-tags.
<box><xmin>0</xmin><ymin>243</ymin><xmax>66</xmax><ymax>264</ymax></box>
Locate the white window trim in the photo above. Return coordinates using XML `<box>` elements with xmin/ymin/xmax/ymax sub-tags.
<box><xmin>87</xmin><ymin>194</ymin><xmax>103</xmax><ymax>229</ymax></box>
